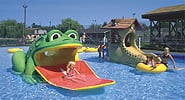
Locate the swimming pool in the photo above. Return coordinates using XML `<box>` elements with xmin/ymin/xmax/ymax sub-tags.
<box><xmin>0</xmin><ymin>46</ymin><xmax>185</xmax><ymax>100</ymax></box>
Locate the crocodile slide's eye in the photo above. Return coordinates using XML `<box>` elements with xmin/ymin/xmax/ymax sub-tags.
<box><xmin>68</xmin><ymin>33</ymin><xmax>77</xmax><ymax>39</ymax></box>
<box><xmin>51</xmin><ymin>33</ymin><xmax>61</xmax><ymax>41</ymax></box>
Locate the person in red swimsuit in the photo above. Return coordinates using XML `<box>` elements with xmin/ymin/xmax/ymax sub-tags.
<box><xmin>98</xmin><ymin>41</ymin><xmax>104</xmax><ymax>59</ymax></box>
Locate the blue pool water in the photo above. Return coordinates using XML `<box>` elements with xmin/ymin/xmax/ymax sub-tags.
<box><xmin>0</xmin><ymin>46</ymin><xmax>185</xmax><ymax>100</ymax></box>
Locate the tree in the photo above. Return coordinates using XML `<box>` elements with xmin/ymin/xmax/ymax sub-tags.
<box><xmin>87</xmin><ymin>24</ymin><xmax>102</xmax><ymax>31</ymax></box>
<box><xmin>102</xmin><ymin>22</ymin><xmax>107</xmax><ymax>27</ymax></box>
<box><xmin>141</xmin><ymin>23</ymin><xmax>149</xmax><ymax>30</ymax></box>
<box><xmin>57</xmin><ymin>18</ymin><xmax>84</xmax><ymax>32</ymax></box>
<box><xmin>31</xmin><ymin>23</ymin><xmax>41</xmax><ymax>28</ymax></box>
<box><xmin>0</xmin><ymin>19</ymin><xmax>23</xmax><ymax>38</ymax></box>
<box><xmin>41</xmin><ymin>25</ymin><xmax>56</xmax><ymax>32</ymax></box>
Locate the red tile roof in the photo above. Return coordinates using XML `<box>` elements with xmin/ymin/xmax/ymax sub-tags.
<box><xmin>101</xmin><ymin>18</ymin><xmax>144</xmax><ymax>30</ymax></box>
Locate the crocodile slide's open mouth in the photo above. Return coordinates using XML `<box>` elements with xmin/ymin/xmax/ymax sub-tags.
<box><xmin>34</xmin><ymin>44</ymin><xmax>82</xmax><ymax>66</ymax></box>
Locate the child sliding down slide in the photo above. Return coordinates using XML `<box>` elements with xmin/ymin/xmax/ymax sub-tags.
<box><xmin>61</xmin><ymin>61</ymin><xmax>86</xmax><ymax>82</ymax></box>
<box><xmin>35</xmin><ymin>61</ymin><xmax>115</xmax><ymax>90</ymax></box>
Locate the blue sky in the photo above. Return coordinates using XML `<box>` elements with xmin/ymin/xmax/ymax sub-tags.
<box><xmin>0</xmin><ymin>0</ymin><xmax>184</xmax><ymax>26</ymax></box>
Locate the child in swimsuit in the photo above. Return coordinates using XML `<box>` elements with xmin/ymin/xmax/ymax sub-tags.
<box><xmin>145</xmin><ymin>56</ymin><xmax>156</xmax><ymax>68</ymax></box>
<box><xmin>61</xmin><ymin>61</ymin><xmax>85</xmax><ymax>82</ymax></box>
<box><xmin>66</xmin><ymin>61</ymin><xmax>80</xmax><ymax>77</ymax></box>
<box><xmin>98</xmin><ymin>41</ymin><xmax>104</xmax><ymax>59</ymax></box>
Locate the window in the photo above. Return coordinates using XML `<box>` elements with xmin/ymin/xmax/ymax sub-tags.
<box><xmin>111</xmin><ymin>30</ymin><xmax>121</xmax><ymax>44</ymax></box>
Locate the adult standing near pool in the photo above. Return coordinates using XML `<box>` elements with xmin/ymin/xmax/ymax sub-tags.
<box><xmin>80</xmin><ymin>32</ymin><xmax>86</xmax><ymax>44</ymax></box>
<box><xmin>159</xmin><ymin>47</ymin><xmax>177</xmax><ymax>69</ymax></box>
<box><xmin>98</xmin><ymin>41</ymin><xmax>104</xmax><ymax>60</ymax></box>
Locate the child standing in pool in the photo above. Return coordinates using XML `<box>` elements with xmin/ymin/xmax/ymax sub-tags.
<box><xmin>159</xmin><ymin>47</ymin><xmax>177</xmax><ymax>69</ymax></box>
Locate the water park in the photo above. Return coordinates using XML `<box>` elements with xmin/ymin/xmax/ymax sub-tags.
<box><xmin>0</xmin><ymin>2</ymin><xmax>185</xmax><ymax>100</ymax></box>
